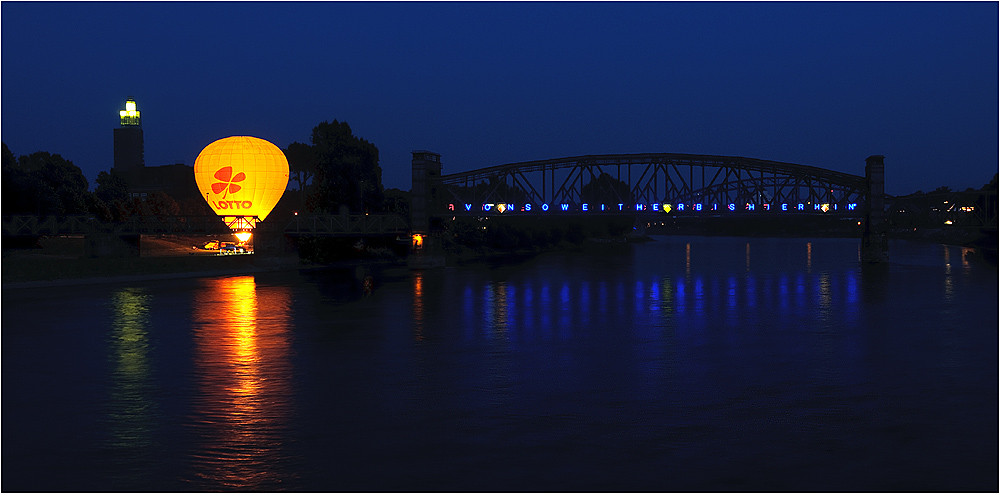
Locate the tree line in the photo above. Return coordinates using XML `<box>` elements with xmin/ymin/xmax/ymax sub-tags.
<box><xmin>2</xmin><ymin>142</ymin><xmax>193</xmax><ymax>221</ymax></box>
<box><xmin>283</xmin><ymin>120</ymin><xmax>408</xmax><ymax>218</ymax></box>
<box><xmin>1</xmin><ymin>119</ymin><xmax>412</xmax><ymax>223</ymax></box>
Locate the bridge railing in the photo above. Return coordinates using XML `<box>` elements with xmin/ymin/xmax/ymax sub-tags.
<box><xmin>280</xmin><ymin>214</ymin><xmax>409</xmax><ymax>236</ymax></box>
<box><xmin>3</xmin><ymin>214</ymin><xmax>411</xmax><ymax>237</ymax></box>
<box><xmin>2</xmin><ymin>215</ymin><xmax>235</xmax><ymax>236</ymax></box>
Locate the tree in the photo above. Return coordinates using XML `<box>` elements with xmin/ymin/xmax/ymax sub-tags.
<box><xmin>95</xmin><ymin>169</ymin><xmax>130</xmax><ymax>204</ymax></box>
<box><xmin>383</xmin><ymin>188</ymin><xmax>411</xmax><ymax>218</ymax></box>
<box><xmin>2</xmin><ymin>142</ymin><xmax>14</xmax><ymax>170</ymax></box>
<box><xmin>983</xmin><ymin>173</ymin><xmax>998</xmax><ymax>191</ymax></box>
<box><xmin>2</xmin><ymin>147</ymin><xmax>94</xmax><ymax>215</ymax></box>
<box><xmin>307</xmin><ymin>120</ymin><xmax>384</xmax><ymax>214</ymax></box>
<box><xmin>2</xmin><ymin>142</ymin><xmax>28</xmax><ymax>213</ymax></box>
<box><xmin>138</xmin><ymin>192</ymin><xmax>181</xmax><ymax>216</ymax></box>
<box><xmin>581</xmin><ymin>172</ymin><xmax>632</xmax><ymax>206</ymax></box>
<box><xmin>285</xmin><ymin>141</ymin><xmax>318</xmax><ymax>191</ymax></box>
<box><xmin>178</xmin><ymin>197</ymin><xmax>212</xmax><ymax>216</ymax></box>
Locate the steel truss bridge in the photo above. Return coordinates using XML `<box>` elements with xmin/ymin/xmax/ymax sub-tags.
<box><xmin>439</xmin><ymin>153</ymin><xmax>868</xmax><ymax>216</ymax></box>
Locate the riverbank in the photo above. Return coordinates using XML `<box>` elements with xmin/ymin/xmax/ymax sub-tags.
<box><xmin>1</xmin><ymin>235</ymin><xmax>297</xmax><ymax>288</ymax></box>
<box><xmin>6</xmin><ymin>230</ymin><xmax>992</xmax><ymax>289</ymax></box>
<box><xmin>1</xmin><ymin>252</ymin><xmax>303</xmax><ymax>289</ymax></box>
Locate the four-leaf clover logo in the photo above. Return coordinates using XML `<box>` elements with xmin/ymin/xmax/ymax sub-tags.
<box><xmin>211</xmin><ymin>166</ymin><xmax>246</xmax><ymax>198</ymax></box>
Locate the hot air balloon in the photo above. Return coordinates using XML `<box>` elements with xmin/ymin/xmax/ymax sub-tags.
<box><xmin>194</xmin><ymin>136</ymin><xmax>289</xmax><ymax>243</ymax></box>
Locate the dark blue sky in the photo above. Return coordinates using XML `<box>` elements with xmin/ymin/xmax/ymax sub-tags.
<box><xmin>2</xmin><ymin>1</ymin><xmax>997</xmax><ymax>195</ymax></box>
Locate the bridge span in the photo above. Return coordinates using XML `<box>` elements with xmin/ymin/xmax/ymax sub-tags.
<box><xmin>434</xmin><ymin>152</ymin><xmax>868</xmax><ymax>217</ymax></box>
<box><xmin>412</xmin><ymin>151</ymin><xmax>889</xmax><ymax>261</ymax></box>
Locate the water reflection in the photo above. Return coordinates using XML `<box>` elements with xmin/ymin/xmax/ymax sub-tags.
<box><xmin>453</xmin><ymin>240</ymin><xmax>867</xmax><ymax>403</ymax></box>
<box><xmin>940</xmin><ymin>245</ymin><xmax>970</xmax><ymax>303</ymax></box>
<box><xmin>457</xmin><ymin>246</ymin><xmax>865</xmax><ymax>356</ymax></box>
<box><xmin>806</xmin><ymin>242</ymin><xmax>813</xmax><ymax>273</ymax></box>
<box><xmin>675</xmin><ymin>277</ymin><xmax>686</xmax><ymax>315</ymax></box>
<box><xmin>685</xmin><ymin>242</ymin><xmax>691</xmax><ymax>276</ymax></box>
<box><xmin>817</xmin><ymin>272</ymin><xmax>833</xmax><ymax>327</ymax></box>
<box><xmin>959</xmin><ymin>246</ymin><xmax>973</xmax><ymax>273</ymax></box>
<box><xmin>187</xmin><ymin>276</ymin><xmax>294</xmax><ymax>490</ymax></box>
<box><xmin>484</xmin><ymin>281</ymin><xmax>511</xmax><ymax>339</ymax></box>
<box><xmin>692</xmin><ymin>277</ymin><xmax>704</xmax><ymax>316</ymax></box>
<box><xmin>944</xmin><ymin>245</ymin><xmax>952</xmax><ymax>276</ymax></box>
<box><xmin>482</xmin><ymin>280</ymin><xmax>513</xmax><ymax>409</ymax></box>
<box><xmin>658</xmin><ymin>276</ymin><xmax>674</xmax><ymax>317</ymax></box>
<box><xmin>745</xmin><ymin>242</ymin><xmax>751</xmax><ymax>272</ymax></box>
<box><xmin>106</xmin><ymin>287</ymin><xmax>157</xmax><ymax>484</ymax></box>
<box><xmin>413</xmin><ymin>272</ymin><xmax>425</xmax><ymax>341</ymax></box>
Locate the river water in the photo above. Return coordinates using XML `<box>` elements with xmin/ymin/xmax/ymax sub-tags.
<box><xmin>2</xmin><ymin>236</ymin><xmax>997</xmax><ymax>491</ymax></box>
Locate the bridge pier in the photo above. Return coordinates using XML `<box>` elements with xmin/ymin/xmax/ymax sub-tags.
<box><xmin>85</xmin><ymin>233</ymin><xmax>140</xmax><ymax>258</ymax></box>
<box><xmin>253</xmin><ymin>224</ymin><xmax>300</xmax><ymax>257</ymax></box>
<box><xmin>862</xmin><ymin>155</ymin><xmax>888</xmax><ymax>263</ymax></box>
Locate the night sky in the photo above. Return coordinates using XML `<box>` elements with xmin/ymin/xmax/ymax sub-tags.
<box><xmin>2</xmin><ymin>1</ymin><xmax>997</xmax><ymax>195</ymax></box>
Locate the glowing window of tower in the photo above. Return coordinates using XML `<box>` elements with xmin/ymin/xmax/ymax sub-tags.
<box><xmin>120</xmin><ymin>99</ymin><xmax>140</xmax><ymax>125</ymax></box>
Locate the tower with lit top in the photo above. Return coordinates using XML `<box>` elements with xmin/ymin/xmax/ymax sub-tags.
<box><xmin>119</xmin><ymin>98</ymin><xmax>141</xmax><ymax>126</ymax></box>
<box><xmin>113</xmin><ymin>97</ymin><xmax>144</xmax><ymax>174</ymax></box>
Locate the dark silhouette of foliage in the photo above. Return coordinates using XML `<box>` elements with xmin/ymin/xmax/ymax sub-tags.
<box><xmin>137</xmin><ymin>192</ymin><xmax>180</xmax><ymax>216</ymax></box>
<box><xmin>2</xmin><ymin>144</ymin><xmax>97</xmax><ymax>216</ymax></box>
<box><xmin>284</xmin><ymin>141</ymin><xmax>319</xmax><ymax>209</ymax></box>
<box><xmin>95</xmin><ymin>169</ymin><xmax>130</xmax><ymax>204</ymax></box>
<box><xmin>177</xmin><ymin>197</ymin><xmax>212</xmax><ymax>216</ymax></box>
<box><xmin>983</xmin><ymin>173</ymin><xmax>998</xmax><ymax>191</ymax></box>
<box><xmin>2</xmin><ymin>142</ymin><xmax>14</xmax><ymax>170</ymax></box>
<box><xmin>85</xmin><ymin>193</ymin><xmax>115</xmax><ymax>222</ymax></box>
<box><xmin>383</xmin><ymin>188</ymin><xmax>411</xmax><ymax>218</ymax></box>
<box><xmin>306</xmin><ymin>120</ymin><xmax>384</xmax><ymax>214</ymax></box>
<box><xmin>581</xmin><ymin>172</ymin><xmax>632</xmax><ymax>206</ymax></box>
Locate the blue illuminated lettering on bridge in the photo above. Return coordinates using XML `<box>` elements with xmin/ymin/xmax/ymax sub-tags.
<box><xmin>453</xmin><ymin>201</ymin><xmax>859</xmax><ymax>215</ymax></box>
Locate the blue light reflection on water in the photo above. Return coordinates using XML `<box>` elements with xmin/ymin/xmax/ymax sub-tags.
<box><xmin>2</xmin><ymin>237</ymin><xmax>997</xmax><ymax>491</ymax></box>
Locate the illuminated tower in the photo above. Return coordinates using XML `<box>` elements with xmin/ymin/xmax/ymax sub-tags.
<box><xmin>113</xmin><ymin>97</ymin><xmax>144</xmax><ymax>174</ymax></box>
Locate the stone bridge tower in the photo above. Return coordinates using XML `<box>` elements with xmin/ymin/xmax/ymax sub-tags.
<box><xmin>409</xmin><ymin>151</ymin><xmax>445</xmax><ymax>268</ymax></box>
<box><xmin>410</xmin><ymin>150</ymin><xmax>441</xmax><ymax>237</ymax></box>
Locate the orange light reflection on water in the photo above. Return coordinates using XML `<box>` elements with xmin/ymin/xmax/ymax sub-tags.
<box><xmin>413</xmin><ymin>272</ymin><xmax>425</xmax><ymax>341</ymax></box>
<box><xmin>806</xmin><ymin>242</ymin><xmax>813</xmax><ymax>273</ymax></box>
<box><xmin>188</xmin><ymin>276</ymin><xmax>294</xmax><ymax>490</ymax></box>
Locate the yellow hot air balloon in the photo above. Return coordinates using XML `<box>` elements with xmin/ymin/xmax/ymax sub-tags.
<box><xmin>194</xmin><ymin>136</ymin><xmax>289</xmax><ymax>236</ymax></box>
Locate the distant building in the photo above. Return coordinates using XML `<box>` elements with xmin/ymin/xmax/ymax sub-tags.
<box><xmin>113</xmin><ymin>97</ymin><xmax>199</xmax><ymax>202</ymax></box>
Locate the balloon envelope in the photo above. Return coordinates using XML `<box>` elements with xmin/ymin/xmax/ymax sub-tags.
<box><xmin>194</xmin><ymin>136</ymin><xmax>289</xmax><ymax>222</ymax></box>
